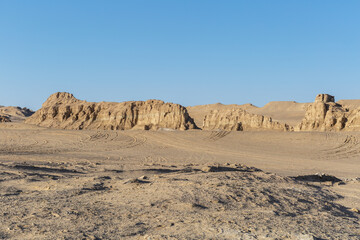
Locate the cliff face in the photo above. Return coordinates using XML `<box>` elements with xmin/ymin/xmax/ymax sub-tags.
<box><xmin>202</xmin><ymin>109</ymin><xmax>292</xmax><ymax>131</ymax></box>
<box><xmin>186</xmin><ymin>103</ymin><xmax>258</xmax><ymax>128</ymax></box>
<box><xmin>297</xmin><ymin>94</ymin><xmax>346</xmax><ymax>131</ymax></box>
<box><xmin>297</xmin><ymin>94</ymin><xmax>360</xmax><ymax>131</ymax></box>
<box><xmin>25</xmin><ymin>92</ymin><xmax>197</xmax><ymax>130</ymax></box>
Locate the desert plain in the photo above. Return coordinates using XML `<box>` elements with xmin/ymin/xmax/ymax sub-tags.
<box><xmin>0</xmin><ymin>93</ymin><xmax>359</xmax><ymax>239</ymax></box>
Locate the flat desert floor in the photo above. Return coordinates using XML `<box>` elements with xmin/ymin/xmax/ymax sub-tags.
<box><xmin>0</xmin><ymin>123</ymin><xmax>359</xmax><ymax>239</ymax></box>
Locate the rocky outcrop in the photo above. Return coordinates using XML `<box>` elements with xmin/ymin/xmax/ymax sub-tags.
<box><xmin>0</xmin><ymin>115</ymin><xmax>11</xmax><ymax>122</ymax></box>
<box><xmin>25</xmin><ymin>92</ymin><xmax>197</xmax><ymax>130</ymax></box>
<box><xmin>345</xmin><ymin>109</ymin><xmax>360</xmax><ymax>131</ymax></box>
<box><xmin>297</xmin><ymin>94</ymin><xmax>346</xmax><ymax>131</ymax></box>
<box><xmin>297</xmin><ymin>94</ymin><xmax>360</xmax><ymax>131</ymax></box>
<box><xmin>0</xmin><ymin>106</ymin><xmax>34</xmax><ymax>122</ymax></box>
<box><xmin>187</xmin><ymin>103</ymin><xmax>258</xmax><ymax>128</ymax></box>
<box><xmin>202</xmin><ymin>109</ymin><xmax>292</xmax><ymax>131</ymax></box>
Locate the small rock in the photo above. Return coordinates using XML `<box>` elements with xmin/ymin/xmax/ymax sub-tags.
<box><xmin>336</xmin><ymin>181</ymin><xmax>346</xmax><ymax>186</ymax></box>
<box><xmin>123</xmin><ymin>178</ymin><xmax>150</xmax><ymax>184</ymax></box>
<box><xmin>350</xmin><ymin>208</ymin><xmax>359</xmax><ymax>213</ymax></box>
<box><xmin>296</xmin><ymin>234</ymin><xmax>317</xmax><ymax>240</ymax></box>
<box><xmin>201</xmin><ymin>166</ymin><xmax>212</xmax><ymax>172</ymax></box>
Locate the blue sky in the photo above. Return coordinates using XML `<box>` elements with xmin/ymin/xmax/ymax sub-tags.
<box><xmin>1</xmin><ymin>1</ymin><xmax>359</xmax><ymax>110</ymax></box>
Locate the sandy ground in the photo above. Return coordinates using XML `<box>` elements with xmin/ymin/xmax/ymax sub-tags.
<box><xmin>0</xmin><ymin>122</ymin><xmax>359</xmax><ymax>239</ymax></box>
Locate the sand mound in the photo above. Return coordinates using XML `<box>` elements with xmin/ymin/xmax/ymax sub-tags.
<box><xmin>0</xmin><ymin>106</ymin><xmax>34</xmax><ymax>122</ymax></box>
<box><xmin>298</xmin><ymin>94</ymin><xmax>360</xmax><ymax>131</ymax></box>
<box><xmin>203</xmin><ymin>108</ymin><xmax>292</xmax><ymax>131</ymax></box>
<box><xmin>25</xmin><ymin>92</ymin><xmax>197</xmax><ymax>130</ymax></box>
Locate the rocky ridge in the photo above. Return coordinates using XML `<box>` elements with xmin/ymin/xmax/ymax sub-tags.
<box><xmin>22</xmin><ymin>92</ymin><xmax>360</xmax><ymax>132</ymax></box>
<box><xmin>0</xmin><ymin>106</ymin><xmax>34</xmax><ymax>122</ymax></box>
<box><xmin>202</xmin><ymin>108</ymin><xmax>292</xmax><ymax>131</ymax></box>
<box><xmin>25</xmin><ymin>92</ymin><xmax>197</xmax><ymax>130</ymax></box>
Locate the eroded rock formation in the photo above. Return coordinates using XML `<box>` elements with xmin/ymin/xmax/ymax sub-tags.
<box><xmin>0</xmin><ymin>115</ymin><xmax>11</xmax><ymax>123</ymax></box>
<box><xmin>0</xmin><ymin>106</ymin><xmax>34</xmax><ymax>122</ymax></box>
<box><xmin>25</xmin><ymin>92</ymin><xmax>197</xmax><ymax>130</ymax></box>
<box><xmin>297</xmin><ymin>94</ymin><xmax>360</xmax><ymax>131</ymax></box>
<box><xmin>202</xmin><ymin>109</ymin><xmax>292</xmax><ymax>131</ymax></box>
<box><xmin>344</xmin><ymin>109</ymin><xmax>360</xmax><ymax>131</ymax></box>
<box><xmin>297</xmin><ymin>94</ymin><xmax>346</xmax><ymax>131</ymax></box>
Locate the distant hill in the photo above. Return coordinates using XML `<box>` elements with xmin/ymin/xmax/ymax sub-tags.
<box><xmin>246</xmin><ymin>101</ymin><xmax>311</xmax><ymax>127</ymax></box>
<box><xmin>0</xmin><ymin>106</ymin><xmax>34</xmax><ymax>122</ymax></box>
<box><xmin>337</xmin><ymin>99</ymin><xmax>360</xmax><ymax>111</ymax></box>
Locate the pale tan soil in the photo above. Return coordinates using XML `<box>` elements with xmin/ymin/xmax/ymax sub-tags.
<box><xmin>0</xmin><ymin>122</ymin><xmax>359</xmax><ymax>239</ymax></box>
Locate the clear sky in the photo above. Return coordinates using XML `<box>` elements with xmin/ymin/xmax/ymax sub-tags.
<box><xmin>1</xmin><ymin>1</ymin><xmax>359</xmax><ymax>110</ymax></box>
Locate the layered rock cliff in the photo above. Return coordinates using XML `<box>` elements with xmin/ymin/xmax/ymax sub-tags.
<box><xmin>297</xmin><ymin>94</ymin><xmax>360</xmax><ymax>131</ymax></box>
<box><xmin>202</xmin><ymin>109</ymin><xmax>292</xmax><ymax>131</ymax></box>
<box><xmin>25</xmin><ymin>92</ymin><xmax>197</xmax><ymax>130</ymax></box>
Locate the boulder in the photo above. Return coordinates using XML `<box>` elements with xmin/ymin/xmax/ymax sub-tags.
<box><xmin>0</xmin><ymin>115</ymin><xmax>11</xmax><ymax>123</ymax></box>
